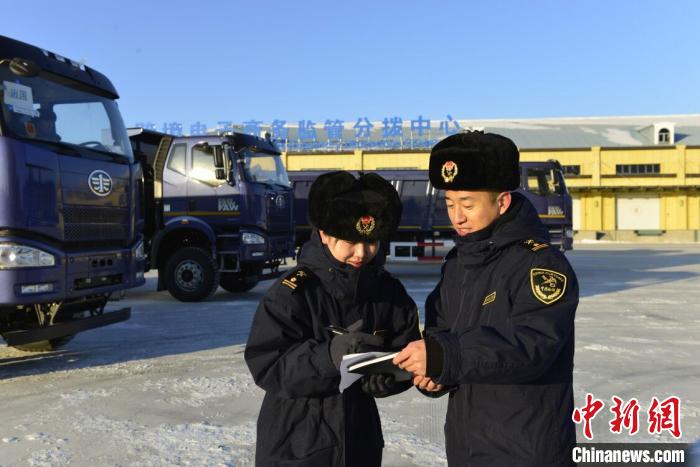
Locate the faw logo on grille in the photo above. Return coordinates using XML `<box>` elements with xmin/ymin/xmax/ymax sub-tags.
<box><xmin>548</xmin><ymin>205</ymin><xmax>564</xmax><ymax>215</ymax></box>
<box><xmin>88</xmin><ymin>170</ymin><xmax>112</xmax><ymax>197</ymax></box>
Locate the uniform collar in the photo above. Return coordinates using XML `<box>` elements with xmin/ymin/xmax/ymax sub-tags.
<box><xmin>298</xmin><ymin>230</ymin><xmax>384</xmax><ymax>303</ymax></box>
<box><xmin>454</xmin><ymin>192</ymin><xmax>549</xmax><ymax>267</ymax></box>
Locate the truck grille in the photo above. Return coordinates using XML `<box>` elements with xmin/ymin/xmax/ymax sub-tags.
<box><xmin>270</xmin><ymin>237</ymin><xmax>292</xmax><ymax>257</ymax></box>
<box><xmin>267</xmin><ymin>193</ymin><xmax>292</xmax><ymax>234</ymax></box>
<box><xmin>64</xmin><ymin>206</ymin><xmax>129</xmax><ymax>242</ymax></box>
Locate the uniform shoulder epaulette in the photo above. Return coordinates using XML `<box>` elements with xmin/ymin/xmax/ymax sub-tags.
<box><xmin>280</xmin><ymin>267</ymin><xmax>314</xmax><ymax>292</ymax></box>
<box><xmin>520</xmin><ymin>239</ymin><xmax>550</xmax><ymax>252</ymax></box>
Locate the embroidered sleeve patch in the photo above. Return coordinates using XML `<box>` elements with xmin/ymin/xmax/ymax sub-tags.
<box><xmin>530</xmin><ymin>268</ymin><xmax>567</xmax><ymax>304</ymax></box>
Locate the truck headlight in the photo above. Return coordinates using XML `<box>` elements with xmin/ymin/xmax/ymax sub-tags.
<box><xmin>0</xmin><ymin>244</ymin><xmax>55</xmax><ymax>269</ymax></box>
<box><xmin>133</xmin><ymin>240</ymin><xmax>145</xmax><ymax>261</ymax></box>
<box><xmin>565</xmin><ymin>229</ymin><xmax>574</xmax><ymax>238</ymax></box>
<box><xmin>242</xmin><ymin>233</ymin><xmax>265</xmax><ymax>245</ymax></box>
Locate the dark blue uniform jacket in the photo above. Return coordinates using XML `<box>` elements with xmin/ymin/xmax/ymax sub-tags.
<box><xmin>426</xmin><ymin>192</ymin><xmax>578</xmax><ymax>466</ymax></box>
<box><xmin>245</xmin><ymin>232</ymin><xmax>421</xmax><ymax>466</ymax></box>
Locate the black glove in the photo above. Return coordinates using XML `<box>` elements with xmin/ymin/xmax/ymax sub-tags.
<box><xmin>330</xmin><ymin>332</ymin><xmax>384</xmax><ymax>368</ymax></box>
<box><xmin>361</xmin><ymin>373</ymin><xmax>395</xmax><ymax>398</ymax></box>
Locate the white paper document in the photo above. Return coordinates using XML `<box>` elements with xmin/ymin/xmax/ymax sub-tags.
<box><xmin>338</xmin><ymin>351</ymin><xmax>398</xmax><ymax>393</ymax></box>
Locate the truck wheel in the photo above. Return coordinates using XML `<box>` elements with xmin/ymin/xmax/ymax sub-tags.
<box><xmin>11</xmin><ymin>335</ymin><xmax>75</xmax><ymax>352</ymax></box>
<box><xmin>220</xmin><ymin>273</ymin><xmax>258</xmax><ymax>293</ymax></box>
<box><xmin>164</xmin><ymin>247</ymin><xmax>220</xmax><ymax>302</ymax></box>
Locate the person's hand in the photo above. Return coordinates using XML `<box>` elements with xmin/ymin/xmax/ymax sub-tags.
<box><xmin>361</xmin><ymin>373</ymin><xmax>395</xmax><ymax>397</ymax></box>
<box><xmin>412</xmin><ymin>375</ymin><xmax>444</xmax><ymax>392</ymax></box>
<box><xmin>330</xmin><ymin>332</ymin><xmax>384</xmax><ymax>368</ymax></box>
<box><xmin>393</xmin><ymin>339</ymin><xmax>427</xmax><ymax>376</ymax></box>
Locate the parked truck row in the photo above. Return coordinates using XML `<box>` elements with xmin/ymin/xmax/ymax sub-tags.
<box><xmin>288</xmin><ymin>160</ymin><xmax>574</xmax><ymax>259</ymax></box>
<box><xmin>1</xmin><ymin>35</ymin><xmax>571</xmax><ymax>351</ymax></box>
<box><xmin>0</xmin><ymin>35</ymin><xmax>295</xmax><ymax>350</ymax></box>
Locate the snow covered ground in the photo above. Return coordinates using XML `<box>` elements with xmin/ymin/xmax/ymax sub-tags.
<box><xmin>1</xmin><ymin>244</ymin><xmax>699</xmax><ymax>466</ymax></box>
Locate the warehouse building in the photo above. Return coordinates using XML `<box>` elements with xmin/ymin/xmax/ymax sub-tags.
<box><xmin>277</xmin><ymin>114</ymin><xmax>700</xmax><ymax>242</ymax></box>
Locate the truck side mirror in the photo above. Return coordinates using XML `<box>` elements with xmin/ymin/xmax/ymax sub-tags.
<box><xmin>213</xmin><ymin>146</ymin><xmax>225</xmax><ymax>168</ymax></box>
<box><xmin>223</xmin><ymin>146</ymin><xmax>236</xmax><ymax>186</ymax></box>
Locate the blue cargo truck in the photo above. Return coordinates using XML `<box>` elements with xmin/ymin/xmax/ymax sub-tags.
<box><xmin>289</xmin><ymin>160</ymin><xmax>573</xmax><ymax>259</ymax></box>
<box><xmin>128</xmin><ymin>128</ymin><xmax>295</xmax><ymax>302</ymax></box>
<box><xmin>0</xmin><ymin>36</ymin><xmax>145</xmax><ymax>349</ymax></box>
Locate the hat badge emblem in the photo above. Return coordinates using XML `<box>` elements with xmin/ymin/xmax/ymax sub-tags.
<box><xmin>356</xmin><ymin>215</ymin><xmax>376</xmax><ymax>236</ymax></box>
<box><xmin>441</xmin><ymin>160</ymin><xmax>458</xmax><ymax>183</ymax></box>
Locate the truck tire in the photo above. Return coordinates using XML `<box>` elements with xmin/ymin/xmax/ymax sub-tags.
<box><xmin>164</xmin><ymin>247</ymin><xmax>220</xmax><ymax>302</ymax></box>
<box><xmin>220</xmin><ymin>273</ymin><xmax>258</xmax><ymax>293</ymax></box>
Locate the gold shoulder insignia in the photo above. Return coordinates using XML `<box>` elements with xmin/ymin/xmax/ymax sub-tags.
<box><xmin>530</xmin><ymin>268</ymin><xmax>567</xmax><ymax>304</ymax></box>
<box><xmin>281</xmin><ymin>267</ymin><xmax>313</xmax><ymax>291</ymax></box>
<box><xmin>521</xmin><ymin>239</ymin><xmax>550</xmax><ymax>252</ymax></box>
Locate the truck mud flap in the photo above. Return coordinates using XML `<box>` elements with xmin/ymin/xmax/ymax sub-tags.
<box><xmin>2</xmin><ymin>308</ymin><xmax>131</xmax><ymax>347</ymax></box>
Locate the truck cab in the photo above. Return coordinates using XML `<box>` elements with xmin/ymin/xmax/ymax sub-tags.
<box><xmin>520</xmin><ymin>160</ymin><xmax>573</xmax><ymax>250</ymax></box>
<box><xmin>426</xmin><ymin>161</ymin><xmax>573</xmax><ymax>250</ymax></box>
<box><xmin>428</xmin><ymin>161</ymin><xmax>573</xmax><ymax>250</ymax></box>
<box><xmin>129</xmin><ymin>129</ymin><xmax>294</xmax><ymax>301</ymax></box>
<box><xmin>289</xmin><ymin>162</ymin><xmax>573</xmax><ymax>261</ymax></box>
<box><xmin>0</xmin><ymin>36</ymin><xmax>145</xmax><ymax>349</ymax></box>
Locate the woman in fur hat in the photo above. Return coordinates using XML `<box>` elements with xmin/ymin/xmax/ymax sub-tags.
<box><xmin>245</xmin><ymin>171</ymin><xmax>421</xmax><ymax>466</ymax></box>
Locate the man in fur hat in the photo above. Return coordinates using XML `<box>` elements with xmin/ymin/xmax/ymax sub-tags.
<box><xmin>245</xmin><ymin>171</ymin><xmax>421</xmax><ymax>466</ymax></box>
<box><xmin>394</xmin><ymin>131</ymin><xmax>578</xmax><ymax>466</ymax></box>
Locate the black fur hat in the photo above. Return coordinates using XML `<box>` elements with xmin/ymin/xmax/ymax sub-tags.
<box><xmin>429</xmin><ymin>131</ymin><xmax>520</xmax><ymax>191</ymax></box>
<box><xmin>308</xmin><ymin>171</ymin><xmax>402</xmax><ymax>243</ymax></box>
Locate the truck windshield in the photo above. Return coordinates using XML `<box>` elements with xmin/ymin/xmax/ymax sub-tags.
<box><xmin>0</xmin><ymin>67</ymin><xmax>133</xmax><ymax>162</ymax></box>
<box><xmin>525</xmin><ymin>167</ymin><xmax>565</xmax><ymax>196</ymax></box>
<box><xmin>241</xmin><ymin>149</ymin><xmax>290</xmax><ymax>187</ymax></box>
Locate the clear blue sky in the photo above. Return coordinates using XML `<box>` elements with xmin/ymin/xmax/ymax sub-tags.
<box><xmin>5</xmin><ymin>0</ymin><xmax>699</xmax><ymax>129</ymax></box>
